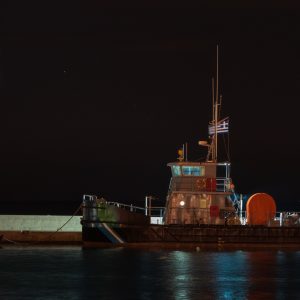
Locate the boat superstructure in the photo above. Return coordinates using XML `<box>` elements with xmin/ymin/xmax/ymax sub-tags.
<box><xmin>163</xmin><ymin>45</ymin><xmax>237</xmax><ymax>225</ymax></box>
<box><xmin>164</xmin><ymin>161</ymin><xmax>236</xmax><ymax>225</ymax></box>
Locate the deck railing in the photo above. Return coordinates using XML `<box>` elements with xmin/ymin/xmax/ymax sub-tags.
<box><xmin>169</xmin><ymin>177</ymin><xmax>232</xmax><ymax>193</ymax></box>
<box><xmin>82</xmin><ymin>195</ymin><xmax>145</xmax><ymax>213</ymax></box>
<box><xmin>239</xmin><ymin>211</ymin><xmax>300</xmax><ymax>226</ymax></box>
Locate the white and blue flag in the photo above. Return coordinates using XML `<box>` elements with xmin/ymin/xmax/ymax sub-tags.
<box><xmin>208</xmin><ymin>117</ymin><xmax>229</xmax><ymax>135</ymax></box>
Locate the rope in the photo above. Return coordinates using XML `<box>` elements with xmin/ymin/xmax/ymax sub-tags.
<box><xmin>2</xmin><ymin>237</ymin><xmax>19</xmax><ymax>244</ymax></box>
<box><xmin>51</xmin><ymin>204</ymin><xmax>82</xmax><ymax>235</ymax></box>
<box><xmin>33</xmin><ymin>203</ymin><xmax>82</xmax><ymax>244</ymax></box>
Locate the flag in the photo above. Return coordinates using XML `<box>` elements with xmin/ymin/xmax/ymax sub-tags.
<box><xmin>208</xmin><ymin>117</ymin><xmax>229</xmax><ymax>135</ymax></box>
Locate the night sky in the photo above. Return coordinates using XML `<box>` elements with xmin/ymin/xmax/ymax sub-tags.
<box><xmin>1</xmin><ymin>2</ymin><xmax>300</xmax><ymax>214</ymax></box>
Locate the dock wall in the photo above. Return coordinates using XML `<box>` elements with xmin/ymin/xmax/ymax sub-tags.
<box><xmin>0</xmin><ymin>215</ymin><xmax>82</xmax><ymax>243</ymax></box>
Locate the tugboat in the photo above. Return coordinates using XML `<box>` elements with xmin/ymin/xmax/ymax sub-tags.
<box><xmin>81</xmin><ymin>48</ymin><xmax>300</xmax><ymax>248</ymax></box>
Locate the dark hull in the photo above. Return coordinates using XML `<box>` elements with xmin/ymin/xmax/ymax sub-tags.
<box><xmin>82</xmin><ymin>223</ymin><xmax>300</xmax><ymax>249</ymax></box>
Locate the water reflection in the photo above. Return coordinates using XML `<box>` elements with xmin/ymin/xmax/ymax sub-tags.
<box><xmin>211</xmin><ymin>251</ymin><xmax>250</xmax><ymax>299</ymax></box>
<box><xmin>2</xmin><ymin>247</ymin><xmax>300</xmax><ymax>299</ymax></box>
<box><xmin>164</xmin><ymin>249</ymin><xmax>300</xmax><ymax>299</ymax></box>
<box><xmin>170</xmin><ymin>251</ymin><xmax>192</xmax><ymax>300</ymax></box>
<box><xmin>275</xmin><ymin>251</ymin><xmax>300</xmax><ymax>298</ymax></box>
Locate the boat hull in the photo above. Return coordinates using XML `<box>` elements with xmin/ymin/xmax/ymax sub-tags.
<box><xmin>82</xmin><ymin>223</ymin><xmax>300</xmax><ymax>248</ymax></box>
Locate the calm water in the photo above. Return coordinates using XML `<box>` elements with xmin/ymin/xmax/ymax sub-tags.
<box><xmin>1</xmin><ymin>246</ymin><xmax>300</xmax><ymax>299</ymax></box>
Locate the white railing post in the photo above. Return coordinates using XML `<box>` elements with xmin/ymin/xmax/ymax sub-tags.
<box><xmin>145</xmin><ymin>196</ymin><xmax>148</xmax><ymax>216</ymax></box>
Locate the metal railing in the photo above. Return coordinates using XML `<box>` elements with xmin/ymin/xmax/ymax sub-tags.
<box><xmin>169</xmin><ymin>177</ymin><xmax>231</xmax><ymax>193</ymax></box>
<box><xmin>106</xmin><ymin>202</ymin><xmax>145</xmax><ymax>213</ymax></box>
<box><xmin>146</xmin><ymin>207</ymin><xmax>165</xmax><ymax>218</ymax></box>
<box><xmin>238</xmin><ymin>211</ymin><xmax>300</xmax><ymax>227</ymax></box>
<box><xmin>83</xmin><ymin>195</ymin><xmax>145</xmax><ymax>213</ymax></box>
<box><xmin>216</xmin><ymin>178</ymin><xmax>231</xmax><ymax>192</ymax></box>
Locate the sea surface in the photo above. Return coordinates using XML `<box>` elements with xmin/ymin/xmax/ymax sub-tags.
<box><xmin>1</xmin><ymin>246</ymin><xmax>300</xmax><ymax>299</ymax></box>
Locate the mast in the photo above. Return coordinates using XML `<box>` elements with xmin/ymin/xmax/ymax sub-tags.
<box><xmin>201</xmin><ymin>45</ymin><xmax>225</xmax><ymax>163</ymax></box>
<box><xmin>211</xmin><ymin>45</ymin><xmax>219</xmax><ymax>163</ymax></box>
<box><xmin>214</xmin><ymin>45</ymin><xmax>219</xmax><ymax>162</ymax></box>
<box><xmin>208</xmin><ymin>77</ymin><xmax>215</xmax><ymax>162</ymax></box>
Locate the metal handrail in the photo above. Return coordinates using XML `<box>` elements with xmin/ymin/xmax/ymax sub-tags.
<box><xmin>238</xmin><ymin>211</ymin><xmax>300</xmax><ymax>226</ymax></box>
<box><xmin>106</xmin><ymin>201</ymin><xmax>145</xmax><ymax>212</ymax></box>
<box><xmin>216</xmin><ymin>178</ymin><xmax>231</xmax><ymax>192</ymax></box>
<box><xmin>83</xmin><ymin>195</ymin><xmax>146</xmax><ymax>213</ymax></box>
<box><xmin>148</xmin><ymin>207</ymin><xmax>165</xmax><ymax>217</ymax></box>
<box><xmin>169</xmin><ymin>177</ymin><xmax>232</xmax><ymax>193</ymax></box>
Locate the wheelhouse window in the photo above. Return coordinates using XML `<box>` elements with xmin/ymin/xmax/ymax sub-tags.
<box><xmin>172</xmin><ymin>165</ymin><xmax>181</xmax><ymax>176</ymax></box>
<box><xmin>181</xmin><ymin>166</ymin><xmax>205</xmax><ymax>176</ymax></box>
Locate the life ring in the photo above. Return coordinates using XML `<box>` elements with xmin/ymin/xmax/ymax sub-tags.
<box><xmin>195</xmin><ymin>178</ymin><xmax>206</xmax><ymax>190</ymax></box>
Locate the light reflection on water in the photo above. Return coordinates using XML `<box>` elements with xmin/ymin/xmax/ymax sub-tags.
<box><xmin>211</xmin><ymin>251</ymin><xmax>250</xmax><ymax>299</ymax></box>
<box><xmin>1</xmin><ymin>246</ymin><xmax>300</xmax><ymax>299</ymax></box>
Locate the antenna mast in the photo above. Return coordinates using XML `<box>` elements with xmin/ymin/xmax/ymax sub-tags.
<box><xmin>216</xmin><ymin>45</ymin><xmax>219</xmax><ymax>162</ymax></box>
<box><xmin>201</xmin><ymin>45</ymin><xmax>225</xmax><ymax>163</ymax></box>
<box><xmin>213</xmin><ymin>45</ymin><xmax>220</xmax><ymax>162</ymax></box>
<box><xmin>208</xmin><ymin>77</ymin><xmax>215</xmax><ymax>162</ymax></box>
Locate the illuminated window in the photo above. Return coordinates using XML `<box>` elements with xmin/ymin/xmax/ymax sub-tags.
<box><xmin>181</xmin><ymin>166</ymin><xmax>205</xmax><ymax>176</ymax></box>
<box><xmin>172</xmin><ymin>165</ymin><xmax>181</xmax><ymax>176</ymax></box>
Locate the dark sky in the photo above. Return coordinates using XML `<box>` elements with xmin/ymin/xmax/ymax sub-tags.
<box><xmin>1</xmin><ymin>2</ymin><xmax>300</xmax><ymax>213</ymax></box>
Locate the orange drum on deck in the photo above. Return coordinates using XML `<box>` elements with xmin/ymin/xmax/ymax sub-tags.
<box><xmin>246</xmin><ymin>193</ymin><xmax>276</xmax><ymax>225</ymax></box>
